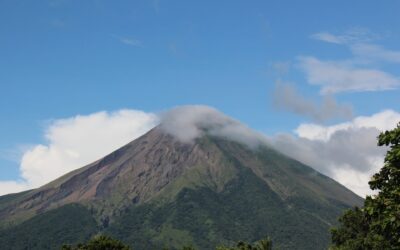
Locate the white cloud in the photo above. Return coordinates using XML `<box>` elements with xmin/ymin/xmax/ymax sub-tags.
<box><xmin>271</xmin><ymin>110</ymin><xmax>400</xmax><ymax>197</ymax></box>
<box><xmin>295</xmin><ymin>110</ymin><xmax>400</xmax><ymax>141</ymax></box>
<box><xmin>119</xmin><ymin>37</ymin><xmax>142</xmax><ymax>46</ymax></box>
<box><xmin>273</xmin><ymin>81</ymin><xmax>353</xmax><ymax>122</ymax></box>
<box><xmin>161</xmin><ymin>106</ymin><xmax>399</xmax><ymax>197</ymax></box>
<box><xmin>311</xmin><ymin>32</ymin><xmax>344</xmax><ymax>44</ymax></box>
<box><xmin>111</xmin><ymin>34</ymin><xmax>142</xmax><ymax>47</ymax></box>
<box><xmin>333</xmin><ymin>167</ymin><xmax>378</xmax><ymax>198</ymax></box>
<box><xmin>298</xmin><ymin>56</ymin><xmax>400</xmax><ymax>94</ymax></box>
<box><xmin>0</xmin><ymin>110</ymin><xmax>158</xmax><ymax>195</ymax></box>
<box><xmin>306</xmin><ymin>29</ymin><xmax>400</xmax><ymax>94</ymax></box>
<box><xmin>351</xmin><ymin>43</ymin><xmax>400</xmax><ymax>63</ymax></box>
<box><xmin>0</xmin><ymin>181</ymin><xmax>31</xmax><ymax>196</ymax></box>
<box><xmin>160</xmin><ymin>105</ymin><xmax>266</xmax><ymax>147</ymax></box>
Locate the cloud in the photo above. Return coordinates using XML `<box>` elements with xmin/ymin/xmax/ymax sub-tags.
<box><xmin>311</xmin><ymin>28</ymin><xmax>380</xmax><ymax>45</ymax></box>
<box><xmin>160</xmin><ymin>106</ymin><xmax>400</xmax><ymax>197</ymax></box>
<box><xmin>160</xmin><ymin>105</ymin><xmax>266</xmax><ymax>147</ymax></box>
<box><xmin>295</xmin><ymin>110</ymin><xmax>400</xmax><ymax>141</ymax></box>
<box><xmin>306</xmin><ymin>29</ymin><xmax>400</xmax><ymax>94</ymax></box>
<box><xmin>111</xmin><ymin>34</ymin><xmax>142</xmax><ymax>47</ymax></box>
<box><xmin>350</xmin><ymin>43</ymin><xmax>400</xmax><ymax>63</ymax></box>
<box><xmin>310</xmin><ymin>28</ymin><xmax>400</xmax><ymax>64</ymax></box>
<box><xmin>119</xmin><ymin>37</ymin><xmax>142</xmax><ymax>46</ymax></box>
<box><xmin>271</xmin><ymin>110</ymin><xmax>400</xmax><ymax>197</ymax></box>
<box><xmin>310</xmin><ymin>32</ymin><xmax>344</xmax><ymax>44</ymax></box>
<box><xmin>0</xmin><ymin>106</ymin><xmax>267</xmax><ymax>196</ymax></box>
<box><xmin>2</xmin><ymin>106</ymin><xmax>268</xmax><ymax>196</ymax></box>
<box><xmin>298</xmin><ymin>56</ymin><xmax>400</xmax><ymax>94</ymax></box>
<box><xmin>2</xmin><ymin>105</ymin><xmax>399</xmax><ymax>199</ymax></box>
<box><xmin>0</xmin><ymin>181</ymin><xmax>31</xmax><ymax>196</ymax></box>
<box><xmin>273</xmin><ymin>81</ymin><xmax>353</xmax><ymax>122</ymax></box>
<box><xmin>0</xmin><ymin>110</ymin><xmax>158</xmax><ymax>195</ymax></box>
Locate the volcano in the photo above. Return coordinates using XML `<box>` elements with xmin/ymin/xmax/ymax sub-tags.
<box><xmin>0</xmin><ymin>107</ymin><xmax>363</xmax><ymax>249</ymax></box>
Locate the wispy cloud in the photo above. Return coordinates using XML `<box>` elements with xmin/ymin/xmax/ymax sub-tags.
<box><xmin>112</xmin><ymin>34</ymin><xmax>142</xmax><ymax>47</ymax></box>
<box><xmin>310</xmin><ymin>32</ymin><xmax>344</xmax><ymax>44</ymax></box>
<box><xmin>350</xmin><ymin>43</ymin><xmax>400</xmax><ymax>63</ymax></box>
<box><xmin>119</xmin><ymin>37</ymin><xmax>142</xmax><ymax>46</ymax></box>
<box><xmin>298</xmin><ymin>56</ymin><xmax>400</xmax><ymax>94</ymax></box>
<box><xmin>312</xmin><ymin>29</ymin><xmax>400</xmax><ymax>63</ymax></box>
<box><xmin>311</xmin><ymin>28</ymin><xmax>380</xmax><ymax>45</ymax></box>
<box><xmin>305</xmin><ymin>28</ymin><xmax>400</xmax><ymax>93</ymax></box>
<box><xmin>273</xmin><ymin>81</ymin><xmax>353</xmax><ymax>122</ymax></box>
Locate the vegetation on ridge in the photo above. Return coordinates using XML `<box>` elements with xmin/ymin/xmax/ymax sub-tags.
<box><xmin>61</xmin><ymin>235</ymin><xmax>273</xmax><ymax>250</ymax></box>
<box><xmin>331</xmin><ymin>123</ymin><xmax>400</xmax><ymax>249</ymax></box>
<box><xmin>61</xmin><ymin>235</ymin><xmax>131</xmax><ymax>250</ymax></box>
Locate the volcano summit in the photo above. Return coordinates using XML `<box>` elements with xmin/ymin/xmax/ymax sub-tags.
<box><xmin>0</xmin><ymin>106</ymin><xmax>362</xmax><ymax>249</ymax></box>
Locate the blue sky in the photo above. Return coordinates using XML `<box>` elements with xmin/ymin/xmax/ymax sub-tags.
<box><xmin>0</xmin><ymin>0</ymin><xmax>399</xmax><ymax>196</ymax></box>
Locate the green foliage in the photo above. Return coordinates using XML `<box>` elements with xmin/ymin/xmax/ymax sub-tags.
<box><xmin>0</xmin><ymin>204</ymin><xmax>98</xmax><ymax>250</ymax></box>
<box><xmin>180</xmin><ymin>246</ymin><xmax>197</xmax><ymax>250</ymax></box>
<box><xmin>216</xmin><ymin>237</ymin><xmax>273</xmax><ymax>250</ymax></box>
<box><xmin>331</xmin><ymin>123</ymin><xmax>400</xmax><ymax>249</ymax></box>
<box><xmin>61</xmin><ymin>235</ymin><xmax>131</xmax><ymax>250</ymax></box>
<box><xmin>62</xmin><ymin>236</ymin><xmax>272</xmax><ymax>250</ymax></box>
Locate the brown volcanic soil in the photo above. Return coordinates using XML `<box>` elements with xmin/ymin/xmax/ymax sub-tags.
<box><xmin>0</xmin><ymin>126</ymin><xmax>230</xmax><ymax>225</ymax></box>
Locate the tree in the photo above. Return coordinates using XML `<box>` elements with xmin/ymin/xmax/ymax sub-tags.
<box><xmin>61</xmin><ymin>235</ymin><xmax>131</xmax><ymax>250</ymax></box>
<box><xmin>62</xmin><ymin>236</ymin><xmax>272</xmax><ymax>250</ymax></box>
<box><xmin>331</xmin><ymin>123</ymin><xmax>400</xmax><ymax>249</ymax></box>
<box><xmin>216</xmin><ymin>237</ymin><xmax>273</xmax><ymax>250</ymax></box>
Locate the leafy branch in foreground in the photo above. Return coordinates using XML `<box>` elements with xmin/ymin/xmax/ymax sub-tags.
<box><xmin>331</xmin><ymin>123</ymin><xmax>400</xmax><ymax>250</ymax></box>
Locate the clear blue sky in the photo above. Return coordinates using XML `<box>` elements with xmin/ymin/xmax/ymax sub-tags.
<box><xmin>1</xmin><ymin>0</ymin><xmax>399</xmax><ymax>182</ymax></box>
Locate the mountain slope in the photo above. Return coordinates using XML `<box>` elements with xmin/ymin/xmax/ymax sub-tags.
<box><xmin>0</xmin><ymin>126</ymin><xmax>363</xmax><ymax>249</ymax></box>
